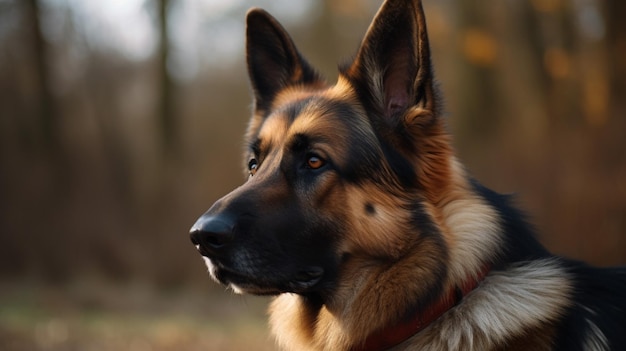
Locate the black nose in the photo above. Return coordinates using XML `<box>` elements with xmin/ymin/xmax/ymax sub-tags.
<box><xmin>190</xmin><ymin>215</ymin><xmax>234</xmax><ymax>255</ymax></box>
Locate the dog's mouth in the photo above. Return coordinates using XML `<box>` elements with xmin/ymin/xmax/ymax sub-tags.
<box><xmin>220</xmin><ymin>267</ymin><xmax>324</xmax><ymax>295</ymax></box>
<box><xmin>292</xmin><ymin>267</ymin><xmax>324</xmax><ymax>289</ymax></box>
<box><xmin>203</xmin><ymin>255</ymin><xmax>324</xmax><ymax>295</ymax></box>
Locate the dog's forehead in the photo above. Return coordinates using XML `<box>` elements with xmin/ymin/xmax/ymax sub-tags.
<box><xmin>256</xmin><ymin>94</ymin><xmax>371</xmax><ymax>153</ymax></box>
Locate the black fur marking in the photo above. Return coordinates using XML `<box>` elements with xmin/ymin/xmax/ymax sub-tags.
<box><xmin>403</xmin><ymin>200</ymin><xmax>448</xmax><ymax>315</ymax></box>
<box><xmin>282</xmin><ymin>97</ymin><xmax>315</xmax><ymax>123</ymax></box>
<box><xmin>288</xmin><ymin>133</ymin><xmax>310</xmax><ymax>154</ymax></box>
<box><xmin>248</xmin><ymin>138</ymin><xmax>262</xmax><ymax>156</ymax></box>
<box><xmin>364</xmin><ymin>203</ymin><xmax>376</xmax><ymax>215</ymax></box>
<box><xmin>315</xmin><ymin>99</ymin><xmax>362</xmax><ymax>124</ymax></box>
<box><xmin>554</xmin><ymin>263</ymin><xmax>626</xmax><ymax>351</ymax></box>
<box><xmin>339</xmin><ymin>135</ymin><xmax>417</xmax><ymax>189</ymax></box>
<box><xmin>379</xmin><ymin>139</ymin><xmax>418</xmax><ymax>189</ymax></box>
<box><xmin>470</xmin><ymin>179</ymin><xmax>551</xmax><ymax>268</ymax></box>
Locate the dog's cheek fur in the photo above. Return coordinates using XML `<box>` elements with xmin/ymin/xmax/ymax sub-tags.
<box><xmin>338</xmin><ymin>184</ymin><xmax>415</xmax><ymax>259</ymax></box>
<box><xmin>270</xmin><ymin>214</ymin><xmax>450</xmax><ymax>351</ymax></box>
<box><xmin>308</xmin><ymin>194</ymin><xmax>450</xmax><ymax>349</ymax></box>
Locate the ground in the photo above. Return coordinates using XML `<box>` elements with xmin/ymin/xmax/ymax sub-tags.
<box><xmin>0</xmin><ymin>282</ymin><xmax>274</xmax><ymax>351</ymax></box>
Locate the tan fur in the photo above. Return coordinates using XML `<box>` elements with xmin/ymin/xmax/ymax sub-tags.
<box><xmin>439</xmin><ymin>159</ymin><xmax>504</xmax><ymax>286</ymax></box>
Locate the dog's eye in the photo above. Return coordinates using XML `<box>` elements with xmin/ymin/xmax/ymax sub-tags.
<box><xmin>248</xmin><ymin>159</ymin><xmax>258</xmax><ymax>176</ymax></box>
<box><xmin>306</xmin><ymin>155</ymin><xmax>325</xmax><ymax>170</ymax></box>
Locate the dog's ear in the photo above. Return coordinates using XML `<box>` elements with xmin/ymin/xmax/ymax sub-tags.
<box><xmin>246</xmin><ymin>9</ymin><xmax>321</xmax><ymax>112</ymax></box>
<box><xmin>342</xmin><ymin>0</ymin><xmax>437</xmax><ymax>124</ymax></box>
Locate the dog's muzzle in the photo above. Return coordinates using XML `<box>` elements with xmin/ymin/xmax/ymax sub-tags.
<box><xmin>189</xmin><ymin>210</ymin><xmax>327</xmax><ymax>295</ymax></box>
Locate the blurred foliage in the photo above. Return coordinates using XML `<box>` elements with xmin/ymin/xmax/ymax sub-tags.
<box><xmin>0</xmin><ymin>0</ymin><xmax>625</xmax><ymax>349</ymax></box>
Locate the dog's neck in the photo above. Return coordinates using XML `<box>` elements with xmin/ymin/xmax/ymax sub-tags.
<box><xmin>352</xmin><ymin>265</ymin><xmax>491</xmax><ymax>351</ymax></box>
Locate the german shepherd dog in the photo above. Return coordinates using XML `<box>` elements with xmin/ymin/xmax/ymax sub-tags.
<box><xmin>190</xmin><ymin>0</ymin><xmax>626</xmax><ymax>349</ymax></box>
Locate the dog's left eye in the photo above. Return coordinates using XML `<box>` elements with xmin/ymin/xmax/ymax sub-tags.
<box><xmin>248</xmin><ymin>158</ymin><xmax>259</xmax><ymax>176</ymax></box>
<box><xmin>306</xmin><ymin>155</ymin><xmax>325</xmax><ymax>170</ymax></box>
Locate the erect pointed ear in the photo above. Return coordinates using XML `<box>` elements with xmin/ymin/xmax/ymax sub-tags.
<box><xmin>246</xmin><ymin>8</ymin><xmax>322</xmax><ymax>112</ymax></box>
<box><xmin>342</xmin><ymin>0</ymin><xmax>437</xmax><ymax>123</ymax></box>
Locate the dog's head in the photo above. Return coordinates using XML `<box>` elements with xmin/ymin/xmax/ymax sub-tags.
<box><xmin>190</xmin><ymin>0</ymin><xmax>451</xmax><ymax>297</ymax></box>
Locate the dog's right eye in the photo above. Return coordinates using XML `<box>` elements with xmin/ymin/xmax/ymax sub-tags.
<box><xmin>248</xmin><ymin>159</ymin><xmax>258</xmax><ymax>176</ymax></box>
<box><xmin>306</xmin><ymin>155</ymin><xmax>325</xmax><ymax>170</ymax></box>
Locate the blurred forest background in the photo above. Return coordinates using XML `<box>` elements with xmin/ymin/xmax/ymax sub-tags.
<box><xmin>1</xmin><ymin>0</ymin><xmax>625</xmax><ymax>349</ymax></box>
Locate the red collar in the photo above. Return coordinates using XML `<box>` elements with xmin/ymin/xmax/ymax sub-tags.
<box><xmin>352</xmin><ymin>266</ymin><xmax>490</xmax><ymax>351</ymax></box>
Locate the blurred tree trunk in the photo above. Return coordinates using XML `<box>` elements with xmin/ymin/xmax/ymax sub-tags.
<box><xmin>519</xmin><ymin>2</ymin><xmax>549</xmax><ymax>89</ymax></box>
<box><xmin>605</xmin><ymin>2</ymin><xmax>626</xmax><ymax>112</ymax></box>
<box><xmin>315</xmin><ymin>0</ymin><xmax>342</xmax><ymax>76</ymax></box>
<box><xmin>24</xmin><ymin>0</ymin><xmax>57</xmax><ymax>149</ymax></box>
<box><xmin>157</xmin><ymin>0</ymin><xmax>177</xmax><ymax>155</ymax></box>
<box><xmin>454</xmin><ymin>1</ymin><xmax>498</xmax><ymax>142</ymax></box>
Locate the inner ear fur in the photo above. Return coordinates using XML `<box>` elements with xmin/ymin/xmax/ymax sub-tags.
<box><xmin>340</xmin><ymin>0</ymin><xmax>437</xmax><ymax>125</ymax></box>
